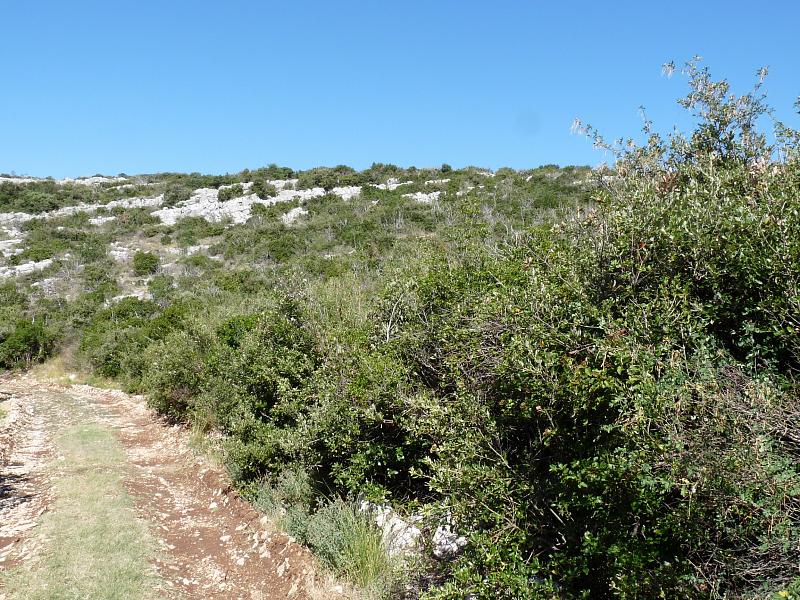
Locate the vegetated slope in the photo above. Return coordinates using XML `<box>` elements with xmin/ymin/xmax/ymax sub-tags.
<box><xmin>2</xmin><ymin>61</ymin><xmax>800</xmax><ymax>599</ymax></box>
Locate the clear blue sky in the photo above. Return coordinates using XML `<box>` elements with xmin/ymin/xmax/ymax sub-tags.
<box><xmin>2</xmin><ymin>1</ymin><xmax>798</xmax><ymax>178</ymax></box>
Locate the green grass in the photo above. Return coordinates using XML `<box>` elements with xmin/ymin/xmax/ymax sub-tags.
<box><xmin>306</xmin><ymin>500</ymin><xmax>399</xmax><ymax>599</ymax></box>
<box><xmin>1</xmin><ymin>420</ymin><xmax>161</xmax><ymax>599</ymax></box>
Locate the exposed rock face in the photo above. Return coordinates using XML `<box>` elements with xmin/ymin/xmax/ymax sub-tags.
<box><xmin>0</xmin><ymin>195</ymin><xmax>164</xmax><ymax>226</ymax></box>
<box><xmin>152</xmin><ymin>183</ymin><xmax>361</xmax><ymax>226</ymax></box>
<box><xmin>88</xmin><ymin>216</ymin><xmax>116</xmax><ymax>226</ymax></box>
<box><xmin>109</xmin><ymin>242</ymin><xmax>133</xmax><ymax>262</ymax></box>
<box><xmin>0</xmin><ymin>179</ymin><xmax>365</xmax><ymax>229</ymax></box>
<box><xmin>0</xmin><ymin>212</ymin><xmax>34</xmax><ymax>226</ymax></box>
<box><xmin>281</xmin><ymin>206</ymin><xmax>308</xmax><ymax>226</ymax></box>
<box><xmin>331</xmin><ymin>186</ymin><xmax>361</xmax><ymax>201</ymax></box>
<box><xmin>0</xmin><ymin>175</ymin><xmax>128</xmax><ymax>186</ymax></box>
<box><xmin>0</xmin><ymin>259</ymin><xmax>53</xmax><ymax>279</ymax></box>
<box><xmin>0</xmin><ymin>237</ymin><xmax>23</xmax><ymax>257</ymax></box>
<box><xmin>403</xmin><ymin>191</ymin><xmax>441</xmax><ymax>204</ymax></box>
<box><xmin>372</xmin><ymin>178</ymin><xmax>413</xmax><ymax>191</ymax></box>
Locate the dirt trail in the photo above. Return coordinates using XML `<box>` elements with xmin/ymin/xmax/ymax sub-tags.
<box><xmin>0</xmin><ymin>374</ymin><xmax>337</xmax><ymax>599</ymax></box>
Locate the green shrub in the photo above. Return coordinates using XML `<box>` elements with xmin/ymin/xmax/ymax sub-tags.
<box><xmin>148</xmin><ymin>274</ymin><xmax>175</xmax><ymax>305</ymax></box>
<box><xmin>213</xmin><ymin>270</ymin><xmax>263</xmax><ymax>294</ymax></box>
<box><xmin>0</xmin><ymin>319</ymin><xmax>56</xmax><ymax>368</ymax></box>
<box><xmin>78</xmin><ymin>298</ymin><xmax>160</xmax><ymax>377</ymax></box>
<box><xmin>112</xmin><ymin>207</ymin><xmax>160</xmax><ymax>233</ymax></box>
<box><xmin>250</xmin><ymin>164</ymin><xmax>294</xmax><ymax>181</ymax></box>
<box><xmin>172</xmin><ymin>216</ymin><xmax>225</xmax><ymax>246</ymax></box>
<box><xmin>163</xmin><ymin>183</ymin><xmax>192</xmax><ymax>207</ymax></box>
<box><xmin>132</xmin><ymin>251</ymin><xmax>159</xmax><ymax>276</ymax></box>
<box><xmin>141</xmin><ymin>329</ymin><xmax>207</xmax><ymax>420</ymax></box>
<box><xmin>414</xmin><ymin>62</ymin><xmax>800</xmax><ymax>599</ymax></box>
<box><xmin>252</xmin><ymin>179</ymin><xmax>278</xmax><ymax>200</ymax></box>
<box><xmin>217</xmin><ymin>184</ymin><xmax>244</xmax><ymax>202</ymax></box>
<box><xmin>254</xmin><ymin>468</ymin><xmax>314</xmax><ymax>541</ymax></box>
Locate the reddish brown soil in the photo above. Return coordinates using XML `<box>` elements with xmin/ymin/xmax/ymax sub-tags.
<box><xmin>0</xmin><ymin>375</ymin><xmax>345</xmax><ymax>600</ymax></box>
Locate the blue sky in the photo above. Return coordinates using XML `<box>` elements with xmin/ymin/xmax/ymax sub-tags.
<box><xmin>1</xmin><ymin>1</ymin><xmax>798</xmax><ymax>178</ymax></box>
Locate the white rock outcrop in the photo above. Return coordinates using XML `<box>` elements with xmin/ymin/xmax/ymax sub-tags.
<box><xmin>281</xmin><ymin>206</ymin><xmax>308</xmax><ymax>226</ymax></box>
<box><xmin>152</xmin><ymin>184</ymin><xmax>361</xmax><ymax>226</ymax></box>
<box><xmin>0</xmin><ymin>238</ymin><xmax>22</xmax><ymax>257</ymax></box>
<box><xmin>0</xmin><ymin>194</ymin><xmax>164</xmax><ymax>227</ymax></box>
<box><xmin>0</xmin><ymin>175</ymin><xmax>128</xmax><ymax>186</ymax></box>
<box><xmin>89</xmin><ymin>216</ymin><xmax>116</xmax><ymax>226</ymax></box>
<box><xmin>0</xmin><ymin>259</ymin><xmax>53</xmax><ymax>279</ymax></box>
<box><xmin>358</xmin><ymin>501</ymin><xmax>468</xmax><ymax>560</ymax></box>
<box><xmin>403</xmin><ymin>191</ymin><xmax>441</xmax><ymax>204</ymax></box>
<box><xmin>359</xmin><ymin>501</ymin><xmax>422</xmax><ymax>557</ymax></box>
<box><xmin>373</xmin><ymin>178</ymin><xmax>413</xmax><ymax>191</ymax></box>
<box><xmin>109</xmin><ymin>242</ymin><xmax>133</xmax><ymax>262</ymax></box>
<box><xmin>432</xmin><ymin>515</ymin><xmax>467</xmax><ymax>558</ymax></box>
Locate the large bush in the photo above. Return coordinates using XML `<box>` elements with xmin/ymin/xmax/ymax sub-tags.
<box><xmin>163</xmin><ymin>183</ymin><xmax>193</xmax><ymax>207</ymax></box>
<box><xmin>414</xmin><ymin>62</ymin><xmax>800</xmax><ymax>598</ymax></box>
<box><xmin>0</xmin><ymin>318</ymin><xmax>57</xmax><ymax>368</ymax></box>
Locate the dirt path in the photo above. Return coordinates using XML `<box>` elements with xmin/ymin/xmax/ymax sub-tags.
<box><xmin>0</xmin><ymin>374</ymin><xmax>340</xmax><ymax>600</ymax></box>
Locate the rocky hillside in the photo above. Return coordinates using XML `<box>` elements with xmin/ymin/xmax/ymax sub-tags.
<box><xmin>2</xmin><ymin>66</ymin><xmax>798</xmax><ymax>598</ymax></box>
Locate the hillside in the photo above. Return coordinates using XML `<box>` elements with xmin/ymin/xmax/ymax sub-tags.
<box><xmin>2</xmin><ymin>64</ymin><xmax>800</xmax><ymax>600</ymax></box>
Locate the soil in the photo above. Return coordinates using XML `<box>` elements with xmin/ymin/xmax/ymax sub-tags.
<box><xmin>0</xmin><ymin>374</ymin><xmax>344</xmax><ymax>599</ymax></box>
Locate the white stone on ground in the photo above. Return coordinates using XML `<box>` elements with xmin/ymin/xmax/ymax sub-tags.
<box><xmin>109</xmin><ymin>242</ymin><xmax>133</xmax><ymax>262</ymax></box>
<box><xmin>89</xmin><ymin>216</ymin><xmax>116</xmax><ymax>226</ymax></box>
<box><xmin>152</xmin><ymin>183</ymin><xmax>361</xmax><ymax>226</ymax></box>
<box><xmin>0</xmin><ymin>259</ymin><xmax>53</xmax><ymax>279</ymax></box>
<box><xmin>403</xmin><ymin>191</ymin><xmax>441</xmax><ymax>204</ymax></box>
<box><xmin>372</xmin><ymin>178</ymin><xmax>413</xmax><ymax>191</ymax></box>
<box><xmin>359</xmin><ymin>501</ymin><xmax>422</xmax><ymax>557</ymax></box>
<box><xmin>109</xmin><ymin>290</ymin><xmax>151</xmax><ymax>303</ymax></box>
<box><xmin>185</xmin><ymin>245</ymin><xmax>210</xmax><ymax>256</ymax></box>
<box><xmin>0</xmin><ymin>238</ymin><xmax>23</xmax><ymax>257</ymax></box>
<box><xmin>432</xmin><ymin>514</ymin><xmax>467</xmax><ymax>558</ymax></box>
<box><xmin>281</xmin><ymin>207</ymin><xmax>308</xmax><ymax>226</ymax></box>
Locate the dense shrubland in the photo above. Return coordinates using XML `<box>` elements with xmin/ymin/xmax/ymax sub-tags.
<box><xmin>2</xmin><ymin>63</ymin><xmax>798</xmax><ymax>598</ymax></box>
